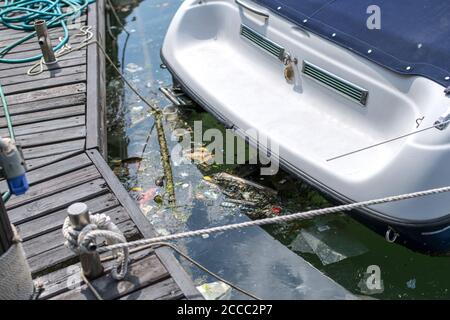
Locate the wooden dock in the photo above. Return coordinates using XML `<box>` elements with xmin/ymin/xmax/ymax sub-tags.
<box><xmin>0</xmin><ymin>0</ymin><xmax>201</xmax><ymax>300</ymax></box>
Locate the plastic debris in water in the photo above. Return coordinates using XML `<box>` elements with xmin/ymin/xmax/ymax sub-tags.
<box><xmin>155</xmin><ymin>176</ymin><xmax>164</xmax><ymax>187</ymax></box>
<box><xmin>271</xmin><ymin>206</ymin><xmax>282</xmax><ymax>215</ymax></box>
<box><xmin>406</xmin><ymin>279</ymin><xmax>416</xmax><ymax>289</ymax></box>
<box><xmin>203</xmin><ymin>190</ymin><xmax>219</xmax><ymax>200</ymax></box>
<box><xmin>154</xmin><ymin>194</ymin><xmax>163</xmax><ymax>205</ymax></box>
<box><xmin>138</xmin><ymin>187</ymin><xmax>157</xmax><ymax>206</ymax></box>
<box><xmin>291</xmin><ymin>218</ymin><xmax>368</xmax><ymax>265</ymax></box>
<box><xmin>220</xmin><ymin>201</ymin><xmax>236</xmax><ymax>208</ymax></box>
<box><xmin>156</xmin><ymin>228</ymin><xmax>170</xmax><ymax>236</ymax></box>
<box><xmin>201</xmin><ymin>234</ymin><xmax>209</xmax><ymax>239</ymax></box>
<box><xmin>183</xmin><ymin>147</ymin><xmax>214</xmax><ymax>164</ymax></box>
<box><xmin>131</xmin><ymin>187</ymin><xmax>143</xmax><ymax>192</ymax></box>
<box><xmin>203</xmin><ymin>176</ymin><xmax>213</xmax><ymax>182</ymax></box>
<box><xmin>131</xmin><ymin>105</ymin><xmax>144</xmax><ymax>113</ymax></box>
<box><xmin>125</xmin><ymin>63</ymin><xmax>143</xmax><ymax>73</ymax></box>
<box><xmin>289</xmin><ymin>232</ymin><xmax>314</xmax><ymax>254</ymax></box>
<box><xmin>196</xmin><ymin>282</ymin><xmax>232</xmax><ymax>300</ymax></box>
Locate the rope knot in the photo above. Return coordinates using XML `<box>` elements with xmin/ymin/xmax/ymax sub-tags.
<box><xmin>62</xmin><ymin>212</ymin><xmax>129</xmax><ymax>280</ymax></box>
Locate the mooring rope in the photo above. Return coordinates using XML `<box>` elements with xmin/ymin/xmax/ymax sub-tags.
<box><xmin>99</xmin><ymin>184</ymin><xmax>450</xmax><ymax>253</ymax></box>
<box><xmin>62</xmin><ymin>212</ymin><xmax>129</xmax><ymax>280</ymax></box>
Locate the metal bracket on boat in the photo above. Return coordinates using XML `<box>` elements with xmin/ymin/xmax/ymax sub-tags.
<box><xmin>385</xmin><ymin>227</ymin><xmax>399</xmax><ymax>243</ymax></box>
<box><xmin>283</xmin><ymin>53</ymin><xmax>298</xmax><ymax>83</ymax></box>
<box><xmin>434</xmin><ymin>108</ymin><xmax>450</xmax><ymax>130</ymax></box>
<box><xmin>282</xmin><ymin>52</ymin><xmax>298</xmax><ymax>66</ymax></box>
<box><xmin>235</xmin><ymin>0</ymin><xmax>269</xmax><ymax>20</ymax></box>
<box><xmin>445</xmin><ymin>86</ymin><xmax>450</xmax><ymax>95</ymax></box>
<box><xmin>159</xmin><ymin>86</ymin><xmax>193</xmax><ymax>107</ymax></box>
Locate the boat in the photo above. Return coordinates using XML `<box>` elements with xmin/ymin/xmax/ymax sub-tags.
<box><xmin>161</xmin><ymin>0</ymin><xmax>450</xmax><ymax>255</ymax></box>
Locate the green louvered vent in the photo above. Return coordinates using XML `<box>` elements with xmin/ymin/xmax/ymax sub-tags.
<box><xmin>240</xmin><ymin>25</ymin><xmax>285</xmax><ymax>61</ymax></box>
<box><xmin>303</xmin><ymin>61</ymin><xmax>369</xmax><ymax>106</ymax></box>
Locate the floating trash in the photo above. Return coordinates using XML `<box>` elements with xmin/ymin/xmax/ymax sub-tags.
<box><xmin>183</xmin><ymin>148</ymin><xmax>214</xmax><ymax>165</ymax></box>
<box><xmin>291</xmin><ymin>218</ymin><xmax>368</xmax><ymax>265</ymax></box>
<box><xmin>162</xmin><ymin>105</ymin><xmax>178</xmax><ymax>121</ymax></box>
<box><xmin>155</xmin><ymin>176</ymin><xmax>165</xmax><ymax>187</ymax></box>
<box><xmin>138</xmin><ymin>187</ymin><xmax>158</xmax><ymax>206</ymax></box>
<box><xmin>156</xmin><ymin>228</ymin><xmax>170</xmax><ymax>236</ymax></box>
<box><xmin>131</xmin><ymin>105</ymin><xmax>144</xmax><ymax>113</ymax></box>
<box><xmin>289</xmin><ymin>232</ymin><xmax>314</xmax><ymax>254</ymax></box>
<box><xmin>220</xmin><ymin>201</ymin><xmax>236</xmax><ymax>208</ymax></box>
<box><xmin>154</xmin><ymin>194</ymin><xmax>164</xmax><ymax>204</ymax></box>
<box><xmin>196</xmin><ymin>281</ymin><xmax>232</xmax><ymax>300</ymax></box>
<box><xmin>125</xmin><ymin>62</ymin><xmax>143</xmax><ymax>73</ymax></box>
<box><xmin>271</xmin><ymin>206</ymin><xmax>282</xmax><ymax>215</ymax></box>
<box><xmin>406</xmin><ymin>279</ymin><xmax>416</xmax><ymax>289</ymax></box>
<box><xmin>180</xmin><ymin>172</ymin><xmax>189</xmax><ymax>178</ymax></box>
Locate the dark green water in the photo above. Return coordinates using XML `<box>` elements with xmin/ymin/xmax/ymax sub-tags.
<box><xmin>106</xmin><ymin>0</ymin><xmax>450</xmax><ymax>299</ymax></box>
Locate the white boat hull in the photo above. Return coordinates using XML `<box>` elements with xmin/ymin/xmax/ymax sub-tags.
<box><xmin>162</xmin><ymin>0</ymin><xmax>450</xmax><ymax>254</ymax></box>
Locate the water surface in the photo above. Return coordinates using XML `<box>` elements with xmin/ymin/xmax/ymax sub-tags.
<box><xmin>106</xmin><ymin>0</ymin><xmax>450</xmax><ymax>299</ymax></box>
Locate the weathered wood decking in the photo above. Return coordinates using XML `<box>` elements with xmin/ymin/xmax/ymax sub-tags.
<box><xmin>0</xmin><ymin>0</ymin><xmax>201</xmax><ymax>300</ymax></box>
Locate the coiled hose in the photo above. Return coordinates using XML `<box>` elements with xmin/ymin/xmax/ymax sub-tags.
<box><xmin>0</xmin><ymin>0</ymin><xmax>94</xmax><ymax>63</ymax></box>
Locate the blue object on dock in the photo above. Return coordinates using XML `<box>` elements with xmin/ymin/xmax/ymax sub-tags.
<box><xmin>6</xmin><ymin>174</ymin><xmax>28</xmax><ymax>196</ymax></box>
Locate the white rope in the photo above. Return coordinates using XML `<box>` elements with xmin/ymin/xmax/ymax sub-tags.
<box><xmin>62</xmin><ymin>213</ymin><xmax>129</xmax><ymax>280</ymax></box>
<box><xmin>327</xmin><ymin>118</ymin><xmax>450</xmax><ymax>161</ymax></box>
<box><xmin>27</xmin><ymin>26</ymin><xmax>94</xmax><ymax>76</ymax></box>
<box><xmin>97</xmin><ymin>184</ymin><xmax>450</xmax><ymax>253</ymax></box>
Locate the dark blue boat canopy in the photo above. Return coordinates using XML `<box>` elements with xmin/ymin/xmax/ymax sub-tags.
<box><xmin>254</xmin><ymin>0</ymin><xmax>450</xmax><ymax>88</ymax></box>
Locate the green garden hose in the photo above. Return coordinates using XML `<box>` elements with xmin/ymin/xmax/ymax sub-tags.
<box><xmin>0</xmin><ymin>84</ymin><xmax>14</xmax><ymax>203</ymax></box>
<box><xmin>0</xmin><ymin>0</ymin><xmax>94</xmax><ymax>63</ymax></box>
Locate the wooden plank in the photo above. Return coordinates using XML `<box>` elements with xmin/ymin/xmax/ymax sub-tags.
<box><xmin>0</xmin><ymin>58</ymin><xmax>87</xmax><ymax>80</ymax></box>
<box><xmin>0</xmin><ymin>115</ymin><xmax>85</xmax><ymax>136</ymax></box>
<box><xmin>25</xmin><ymin>150</ymin><xmax>84</xmax><ymax>171</ymax></box>
<box><xmin>2</xmin><ymin>73</ymin><xmax>87</xmax><ymax>96</ymax></box>
<box><xmin>10</xmin><ymin>125</ymin><xmax>86</xmax><ymax>148</ymax></box>
<box><xmin>17</xmin><ymin>193</ymin><xmax>120</xmax><ymax>241</ymax></box>
<box><xmin>0</xmin><ymin>65</ymin><xmax>86</xmax><ymax>87</ymax></box>
<box><xmin>0</xmin><ymin>153</ymin><xmax>91</xmax><ymax>193</ymax></box>
<box><xmin>87</xmin><ymin>149</ymin><xmax>202</xmax><ymax>300</ymax></box>
<box><xmin>0</xmin><ymin>31</ymin><xmax>88</xmax><ymax>56</ymax></box>
<box><xmin>86</xmin><ymin>1</ymin><xmax>106</xmax><ymax>154</ymax></box>
<box><xmin>0</xmin><ymin>83</ymin><xmax>85</xmax><ymax>106</ymax></box>
<box><xmin>120</xmin><ymin>278</ymin><xmax>184</xmax><ymax>300</ymax></box>
<box><xmin>35</xmin><ymin>249</ymin><xmax>154</xmax><ymax>300</ymax></box>
<box><xmin>0</xmin><ymin>94</ymin><xmax>85</xmax><ymax>116</ymax></box>
<box><xmin>51</xmin><ymin>253</ymin><xmax>170</xmax><ymax>300</ymax></box>
<box><xmin>28</xmin><ymin>219</ymin><xmax>140</xmax><ymax>276</ymax></box>
<box><xmin>0</xmin><ymin>50</ymin><xmax>87</xmax><ymax>71</ymax></box>
<box><xmin>0</xmin><ymin>106</ymin><xmax>85</xmax><ymax>128</ymax></box>
<box><xmin>6</xmin><ymin>166</ymin><xmax>102</xmax><ymax>213</ymax></box>
<box><xmin>22</xmin><ymin>139</ymin><xmax>85</xmax><ymax>159</ymax></box>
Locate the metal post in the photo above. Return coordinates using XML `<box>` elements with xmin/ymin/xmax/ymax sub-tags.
<box><xmin>67</xmin><ymin>203</ymin><xmax>104</xmax><ymax>279</ymax></box>
<box><xmin>33</xmin><ymin>20</ymin><xmax>57</xmax><ymax>65</ymax></box>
